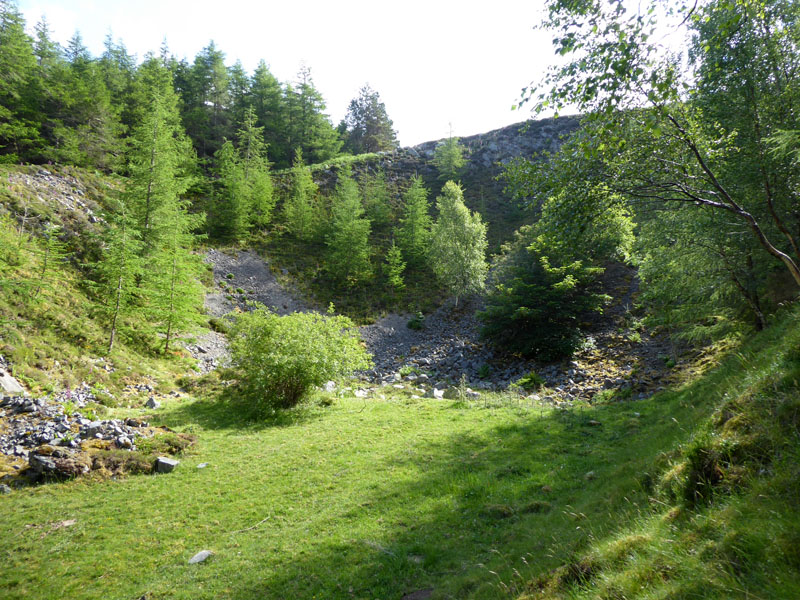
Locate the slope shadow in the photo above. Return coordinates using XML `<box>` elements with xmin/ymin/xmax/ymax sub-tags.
<box><xmin>217</xmin><ymin>393</ymin><xmax>701</xmax><ymax>600</ymax></box>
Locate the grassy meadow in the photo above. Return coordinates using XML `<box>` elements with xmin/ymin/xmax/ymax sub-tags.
<box><xmin>1</xmin><ymin>383</ymin><xmax>708</xmax><ymax>600</ymax></box>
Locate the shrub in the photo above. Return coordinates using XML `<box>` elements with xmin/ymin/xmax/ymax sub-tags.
<box><xmin>229</xmin><ymin>306</ymin><xmax>372</xmax><ymax>413</ymax></box>
<box><xmin>407</xmin><ymin>311</ymin><xmax>425</xmax><ymax>330</ymax></box>
<box><xmin>516</xmin><ymin>370</ymin><xmax>545</xmax><ymax>391</ymax></box>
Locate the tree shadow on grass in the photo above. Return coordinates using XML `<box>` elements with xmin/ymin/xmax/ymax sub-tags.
<box><xmin>154</xmin><ymin>387</ymin><xmax>324</xmax><ymax>433</ymax></box>
<box><xmin>215</xmin><ymin>391</ymin><xmax>708</xmax><ymax>600</ymax></box>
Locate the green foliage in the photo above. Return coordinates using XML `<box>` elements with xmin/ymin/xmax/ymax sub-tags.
<box><xmin>341</xmin><ymin>84</ymin><xmax>398</xmax><ymax>154</ymax></box>
<box><xmin>428</xmin><ymin>181</ymin><xmax>488</xmax><ymax>305</ymax></box>
<box><xmin>211</xmin><ymin>140</ymin><xmax>248</xmax><ymax>241</ymax></box>
<box><xmin>477</xmin><ymin>185</ymin><xmax>628</xmax><ymax>360</ymax></box>
<box><xmin>397</xmin><ymin>175</ymin><xmax>432</xmax><ymax>268</ymax></box>
<box><xmin>92</xmin><ymin>199</ymin><xmax>143</xmax><ymax>352</ymax></box>
<box><xmin>407</xmin><ymin>311</ymin><xmax>425</xmax><ymax>330</ymax></box>
<box><xmin>523</xmin><ymin>0</ymin><xmax>800</xmax><ymax>311</ymax></box>
<box><xmin>229</xmin><ymin>306</ymin><xmax>371</xmax><ymax>413</ymax></box>
<box><xmin>283</xmin><ymin>149</ymin><xmax>321</xmax><ymax>242</ymax></box>
<box><xmin>360</xmin><ymin>168</ymin><xmax>393</xmax><ymax>229</ymax></box>
<box><xmin>479</xmin><ymin>226</ymin><xmax>606</xmax><ymax>360</ymax></box>
<box><xmin>325</xmin><ymin>167</ymin><xmax>372</xmax><ymax>287</ymax></box>
<box><xmin>282</xmin><ymin>66</ymin><xmax>343</xmax><ymax>165</ymax></box>
<box><xmin>384</xmin><ymin>239</ymin><xmax>405</xmax><ymax>292</ymax></box>
<box><xmin>32</xmin><ymin>224</ymin><xmax>70</xmax><ymax>298</ymax></box>
<box><xmin>516</xmin><ymin>370</ymin><xmax>544</xmax><ymax>391</ymax></box>
<box><xmin>145</xmin><ymin>198</ymin><xmax>206</xmax><ymax>353</ymax></box>
<box><xmin>433</xmin><ymin>130</ymin><xmax>467</xmax><ymax>181</ymax></box>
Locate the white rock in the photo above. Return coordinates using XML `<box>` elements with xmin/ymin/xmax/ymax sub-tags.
<box><xmin>188</xmin><ymin>550</ymin><xmax>213</xmax><ymax>564</ymax></box>
<box><xmin>0</xmin><ymin>370</ymin><xmax>25</xmax><ymax>395</ymax></box>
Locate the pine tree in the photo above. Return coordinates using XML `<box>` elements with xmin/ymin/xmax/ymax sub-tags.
<box><xmin>360</xmin><ymin>168</ymin><xmax>393</xmax><ymax>230</ymax></box>
<box><xmin>284</xmin><ymin>66</ymin><xmax>341</xmax><ymax>164</ymax></box>
<box><xmin>283</xmin><ymin>149</ymin><xmax>319</xmax><ymax>241</ymax></box>
<box><xmin>0</xmin><ymin>1</ymin><xmax>42</xmax><ymax>161</ymax></box>
<box><xmin>341</xmin><ymin>84</ymin><xmax>398</xmax><ymax>154</ymax></box>
<box><xmin>235</xmin><ymin>107</ymin><xmax>274</xmax><ymax>228</ymax></box>
<box><xmin>32</xmin><ymin>224</ymin><xmax>69</xmax><ymax>298</ymax></box>
<box><xmin>385</xmin><ymin>239</ymin><xmax>406</xmax><ymax>293</ymax></box>
<box><xmin>397</xmin><ymin>175</ymin><xmax>432</xmax><ymax>268</ymax></box>
<box><xmin>250</xmin><ymin>60</ymin><xmax>287</xmax><ymax>167</ymax></box>
<box><xmin>181</xmin><ymin>42</ymin><xmax>231</xmax><ymax>158</ymax></box>
<box><xmin>211</xmin><ymin>140</ymin><xmax>247</xmax><ymax>241</ymax></box>
<box><xmin>429</xmin><ymin>181</ymin><xmax>488</xmax><ymax>306</ymax></box>
<box><xmin>326</xmin><ymin>167</ymin><xmax>372</xmax><ymax>286</ymax></box>
<box><xmin>124</xmin><ymin>90</ymin><xmax>192</xmax><ymax>254</ymax></box>
<box><xmin>433</xmin><ymin>126</ymin><xmax>467</xmax><ymax>182</ymax></box>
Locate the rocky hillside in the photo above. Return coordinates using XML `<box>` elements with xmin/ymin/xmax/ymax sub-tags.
<box><xmin>280</xmin><ymin>115</ymin><xmax>581</xmax><ymax>250</ymax></box>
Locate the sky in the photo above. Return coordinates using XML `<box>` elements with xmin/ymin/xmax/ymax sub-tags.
<box><xmin>16</xmin><ymin>0</ymin><xmax>557</xmax><ymax>147</ymax></box>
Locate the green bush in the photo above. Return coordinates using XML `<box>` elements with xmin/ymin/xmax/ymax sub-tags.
<box><xmin>516</xmin><ymin>370</ymin><xmax>544</xmax><ymax>391</ymax></box>
<box><xmin>407</xmin><ymin>311</ymin><xmax>425</xmax><ymax>330</ymax></box>
<box><xmin>479</xmin><ymin>228</ymin><xmax>606</xmax><ymax>361</ymax></box>
<box><xmin>229</xmin><ymin>306</ymin><xmax>372</xmax><ymax>413</ymax></box>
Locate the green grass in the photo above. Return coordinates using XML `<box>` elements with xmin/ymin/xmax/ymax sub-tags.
<box><xmin>0</xmin><ymin>168</ymin><xmax>201</xmax><ymax>396</ymax></box>
<box><xmin>1</xmin><ymin>378</ymin><xmax>712</xmax><ymax>600</ymax></box>
<box><xmin>520</xmin><ymin>305</ymin><xmax>800</xmax><ymax>599</ymax></box>
<box><xmin>4</xmin><ymin>305</ymin><xmax>800</xmax><ymax>599</ymax></box>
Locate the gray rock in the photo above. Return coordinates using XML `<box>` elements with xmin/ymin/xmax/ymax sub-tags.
<box><xmin>28</xmin><ymin>454</ymin><xmax>57</xmax><ymax>474</ymax></box>
<box><xmin>323</xmin><ymin>381</ymin><xmax>336</xmax><ymax>393</ymax></box>
<box><xmin>197</xmin><ymin>463</ymin><xmax>209</xmax><ymax>469</ymax></box>
<box><xmin>0</xmin><ymin>483</ymin><xmax>11</xmax><ymax>494</ymax></box>
<box><xmin>145</xmin><ymin>397</ymin><xmax>161</xmax><ymax>409</ymax></box>
<box><xmin>0</xmin><ymin>370</ymin><xmax>25</xmax><ymax>395</ymax></box>
<box><xmin>155</xmin><ymin>457</ymin><xmax>179</xmax><ymax>473</ymax></box>
<box><xmin>188</xmin><ymin>550</ymin><xmax>213</xmax><ymax>564</ymax></box>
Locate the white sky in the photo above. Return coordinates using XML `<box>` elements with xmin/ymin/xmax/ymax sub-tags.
<box><xmin>16</xmin><ymin>0</ymin><xmax>556</xmax><ymax>146</ymax></box>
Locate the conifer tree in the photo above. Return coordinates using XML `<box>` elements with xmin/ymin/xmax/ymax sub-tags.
<box><xmin>360</xmin><ymin>168</ymin><xmax>393</xmax><ymax>230</ymax></box>
<box><xmin>94</xmin><ymin>200</ymin><xmax>142</xmax><ymax>353</ymax></box>
<box><xmin>235</xmin><ymin>107</ymin><xmax>274</xmax><ymax>228</ymax></box>
<box><xmin>211</xmin><ymin>140</ymin><xmax>247</xmax><ymax>241</ymax></box>
<box><xmin>284</xmin><ymin>66</ymin><xmax>341</xmax><ymax>164</ymax></box>
<box><xmin>397</xmin><ymin>175</ymin><xmax>432</xmax><ymax>268</ymax></box>
<box><xmin>433</xmin><ymin>127</ymin><xmax>467</xmax><ymax>182</ymax></box>
<box><xmin>0</xmin><ymin>1</ymin><xmax>42</xmax><ymax>161</ymax></box>
<box><xmin>147</xmin><ymin>199</ymin><xmax>205</xmax><ymax>353</ymax></box>
<box><xmin>124</xmin><ymin>90</ymin><xmax>192</xmax><ymax>254</ymax></box>
<box><xmin>251</xmin><ymin>60</ymin><xmax>287</xmax><ymax>167</ymax></box>
<box><xmin>32</xmin><ymin>224</ymin><xmax>69</xmax><ymax>298</ymax></box>
<box><xmin>341</xmin><ymin>84</ymin><xmax>398</xmax><ymax>154</ymax></box>
<box><xmin>429</xmin><ymin>181</ymin><xmax>488</xmax><ymax>306</ymax></box>
<box><xmin>326</xmin><ymin>167</ymin><xmax>372</xmax><ymax>286</ymax></box>
<box><xmin>385</xmin><ymin>239</ymin><xmax>406</xmax><ymax>293</ymax></box>
<box><xmin>283</xmin><ymin>149</ymin><xmax>319</xmax><ymax>241</ymax></box>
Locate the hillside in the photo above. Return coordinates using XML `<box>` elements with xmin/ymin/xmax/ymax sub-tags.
<box><xmin>1</xmin><ymin>158</ymin><xmax>799</xmax><ymax>599</ymax></box>
<box><xmin>2</xmin><ymin>268</ymin><xmax>799</xmax><ymax>599</ymax></box>
<box><xmin>276</xmin><ymin>116</ymin><xmax>581</xmax><ymax>252</ymax></box>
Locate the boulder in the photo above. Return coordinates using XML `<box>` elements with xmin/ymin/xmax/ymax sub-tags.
<box><xmin>155</xmin><ymin>457</ymin><xmax>179</xmax><ymax>473</ymax></box>
<box><xmin>0</xmin><ymin>370</ymin><xmax>24</xmax><ymax>395</ymax></box>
